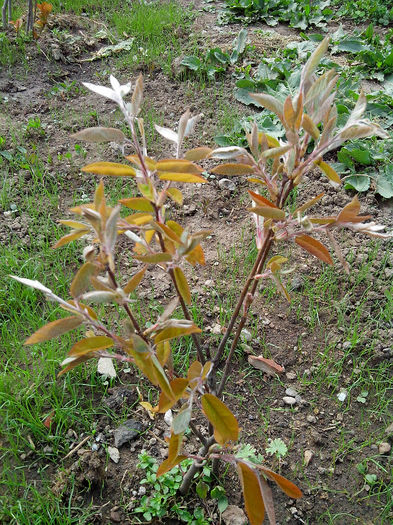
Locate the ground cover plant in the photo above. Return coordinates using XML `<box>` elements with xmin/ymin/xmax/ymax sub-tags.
<box><xmin>1</xmin><ymin>0</ymin><xmax>393</xmax><ymax>523</ymax></box>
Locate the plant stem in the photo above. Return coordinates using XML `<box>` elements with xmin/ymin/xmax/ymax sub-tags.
<box><xmin>179</xmin><ymin>436</ymin><xmax>215</xmax><ymax>495</ymax></box>
<box><xmin>212</xmin><ymin>232</ymin><xmax>272</xmax><ymax>371</ymax></box>
<box><xmin>217</xmin><ymin>233</ymin><xmax>273</xmax><ymax>397</ymax></box>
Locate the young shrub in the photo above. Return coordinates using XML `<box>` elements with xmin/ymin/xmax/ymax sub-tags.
<box><xmin>12</xmin><ymin>38</ymin><xmax>391</xmax><ymax>524</ymax></box>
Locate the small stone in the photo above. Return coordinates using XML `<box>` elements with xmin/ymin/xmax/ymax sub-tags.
<box><xmin>114</xmin><ymin>419</ymin><xmax>143</xmax><ymax>448</ymax></box>
<box><xmin>218</xmin><ymin>178</ymin><xmax>236</xmax><ymax>191</ymax></box>
<box><xmin>306</xmin><ymin>414</ymin><xmax>316</xmax><ymax>424</ymax></box>
<box><xmin>285</xmin><ymin>387</ymin><xmax>298</xmax><ymax>397</ymax></box>
<box><xmin>304</xmin><ymin>449</ymin><xmax>314</xmax><ymax>466</ymax></box>
<box><xmin>212</xmin><ymin>323</ymin><xmax>222</xmax><ymax>335</ymax></box>
<box><xmin>43</xmin><ymin>445</ymin><xmax>52</xmax><ymax>454</ymax></box>
<box><xmin>222</xmin><ymin>505</ymin><xmax>247</xmax><ymax>525</ymax></box>
<box><xmin>240</xmin><ymin>329</ymin><xmax>252</xmax><ymax>342</ymax></box>
<box><xmin>110</xmin><ymin>509</ymin><xmax>122</xmax><ymax>523</ymax></box>
<box><xmin>97</xmin><ymin>357</ymin><xmax>116</xmax><ymax>379</ymax></box>
<box><xmin>342</xmin><ymin>341</ymin><xmax>352</xmax><ymax>350</ymax></box>
<box><xmin>204</xmin><ymin>279</ymin><xmax>214</xmax><ymax>287</ymax></box>
<box><xmin>283</xmin><ymin>396</ymin><xmax>297</xmax><ymax>406</ymax></box>
<box><xmin>108</xmin><ymin>446</ymin><xmax>120</xmax><ymax>463</ymax></box>
<box><xmin>91</xmin><ymin>443</ymin><xmax>99</xmax><ymax>451</ymax></box>
<box><xmin>286</xmin><ymin>371</ymin><xmax>297</xmax><ymax>380</ymax></box>
<box><xmin>291</xmin><ymin>275</ymin><xmax>304</xmax><ymax>290</ymax></box>
<box><xmin>138</xmin><ymin>486</ymin><xmax>146</xmax><ymax>496</ymax></box>
<box><xmin>379</xmin><ymin>442</ymin><xmax>391</xmax><ymax>455</ymax></box>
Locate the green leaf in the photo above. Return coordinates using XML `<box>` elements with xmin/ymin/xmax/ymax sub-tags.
<box><xmin>376</xmin><ymin>166</ymin><xmax>393</xmax><ymax>198</ymax></box>
<box><xmin>344</xmin><ymin>175</ymin><xmax>371</xmax><ymax>192</ymax></box>
<box><xmin>181</xmin><ymin>56</ymin><xmax>201</xmax><ymax>71</ymax></box>
<box><xmin>196</xmin><ymin>481</ymin><xmax>209</xmax><ymax>499</ymax></box>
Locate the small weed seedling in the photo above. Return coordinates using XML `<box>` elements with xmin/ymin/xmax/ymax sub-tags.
<box><xmin>13</xmin><ymin>38</ymin><xmax>392</xmax><ymax>524</ymax></box>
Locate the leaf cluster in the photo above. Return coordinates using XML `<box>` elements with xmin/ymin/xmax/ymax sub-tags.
<box><xmin>221</xmin><ymin>0</ymin><xmax>333</xmax><ymax>30</ymax></box>
<box><xmin>181</xmin><ymin>29</ymin><xmax>248</xmax><ymax>79</ymax></box>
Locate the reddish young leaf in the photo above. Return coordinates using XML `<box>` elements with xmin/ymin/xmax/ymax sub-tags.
<box><xmin>24</xmin><ymin>316</ymin><xmax>83</xmax><ymax>345</ymax></box>
<box><xmin>236</xmin><ymin>462</ymin><xmax>265</xmax><ymax>525</ymax></box>
<box><xmin>257</xmin><ymin>465</ymin><xmax>303</xmax><ymax>499</ymax></box>
<box><xmin>248</xmin><ymin>356</ymin><xmax>284</xmax><ymax>376</ymax></box>
<box><xmin>295</xmin><ymin>234</ymin><xmax>333</xmax><ymax>265</ymax></box>
<box><xmin>248</xmin><ymin>191</ymin><xmax>278</xmax><ymax>208</ymax></box>
<box><xmin>201</xmin><ymin>394</ymin><xmax>239</xmax><ymax>445</ymax></box>
<box><xmin>295</xmin><ymin>193</ymin><xmax>324</xmax><ymax>214</ymax></box>
<box><xmin>43</xmin><ymin>410</ymin><xmax>55</xmax><ymax>429</ymax></box>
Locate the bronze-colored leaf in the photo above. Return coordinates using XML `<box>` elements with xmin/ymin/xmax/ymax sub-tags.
<box><xmin>295</xmin><ymin>193</ymin><xmax>324</xmax><ymax>214</ymax></box>
<box><xmin>185</xmin><ymin>244</ymin><xmax>205</xmax><ymax>266</ymax></box>
<box><xmin>135</xmin><ymin>253</ymin><xmax>173</xmax><ymax>263</ymax></box>
<box><xmin>69</xmin><ymin>335</ymin><xmax>114</xmax><ymax>356</ymax></box>
<box><xmin>125</xmin><ymin>154</ymin><xmax>156</xmax><ymax>171</ymax></box>
<box><xmin>249</xmin><ymin>93</ymin><xmax>284</xmax><ymax>122</ymax></box>
<box><xmin>58</xmin><ymin>220</ymin><xmax>88</xmax><ymax>230</ymax></box>
<box><xmin>124</xmin><ymin>267</ymin><xmax>147</xmax><ymax>294</ymax></box>
<box><xmin>123</xmin><ymin>213</ymin><xmax>153</xmax><ymax>226</ymax></box>
<box><xmin>62</xmin><ymin>300</ymin><xmax>98</xmax><ymax>320</ymax></box>
<box><xmin>201</xmin><ymin>393</ymin><xmax>239</xmax><ymax>445</ymax></box>
<box><xmin>157</xmin><ymin>431</ymin><xmax>186</xmax><ymax>477</ymax></box>
<box><xmin>157</xmin><ymin>377</ymin><xmax>189</xmax><ymax>413</ymax></box>
<box><xmin>248</xmin><ymin>206</ymin><xmax>285</xmax><ymax>220</ymax></box>
<box><xmin>236</xmin><ymin>462</ymin><xmax>265</xmax><ymax>525</ymax></box>
<box><xmin>211</xmin><ymin>163</ymin><xmax>255</xmax><ymax>176</ymax></box>
<box><xmin>70</xmin><ymin>262</ymin><xmax>98</xmax><ymax>298</ymax></box>
<box><xmin>52</xmin><ymin>229</ymin><xmax>88</xmax><ymax>249</ymax></box>
<box><xmin>71</xmin><ymin>127</ymin><xmax>125</xmax><ymax>143</ymax></box>
<box><xmin>258</xmin><ymin>465</ymin><xmax>303</xmax><ymax>499</ymax></box>
<box><xmin>295</xmin><ymin>234</ymin><xmax>333</xmax><ymax>265</ymax></box>
<box><xmin>187</xmin><ymin>361</ymin><xmax>203</xmax><ymax>382</ymax></box>
<box><xmin>58</xmin><ymin>354</ymin><xmax>91</xmax><ymax>377</ymax></box>
<box><xmin>283</xmin><ymin>95</ymin><xmax>296</xmax><ymax>129</ymax></box>
<box><xmin>315</xmin><ymin>160</ymin><xmax>341</xmax><ymax>187</ymax></box>
<box><xmin>24</xmin><ymin>316</ymin><xmax>83</xmax><ymax>345</ymax></box>
<box><xmin>82</xmin><ymin>162</ymin><xmax>136</xmax><ymax>177</ymax></box>
<box><xmin>301</xmin><ymin>114</ymin><xmax>320</xmax><ymax>140</ymax></box>
<box><xmin>166</xmin><ymin>188</ymin><xmax>183</xmax><ymax>205</ymax></box>
<box><xmin>119</xmin><ymin>197</ymin><xmax>154</xmax><ymax>212</ymax></box>
<box><xmin>184</xmin><ymin>147</ymin><xmax>213</xmax><ymax>161</ymax></box>
<box><xmin>158</xmin><ymin>172</ymin><xmax>207</xmax><ymax>184</ymax></box>
<box><xmin>248</xmin><ymin>191</ymin><xmax>278</xmax><ymax>208</ymax></box>
<box><xmin>156</xmin><ymin>340</ymin><xmax>171</xmax><ymax>367</ymax></box>
<box><xmin>156</xmin><ymin>159</ymin><xmax>203</xmax><ymax>174</ymax></box>
<box><xmin>173</xmin><ymin>267</ymin><xmax>191</xmax><ymax>305</ymax></box>
<box><xmin>154</xmin><ymin>324</ymin><xmax>201</xmax><ymax>344</ymax></box>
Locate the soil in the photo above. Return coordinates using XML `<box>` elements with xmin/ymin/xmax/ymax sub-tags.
<box><xmin>1</xmin><ymin>2</ymin><xmax>393</xmax><ymax>524</ymax></box>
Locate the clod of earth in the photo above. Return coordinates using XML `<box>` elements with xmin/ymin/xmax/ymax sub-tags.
<box><xmin>114</xmin><ymin>419</ymin><xmax>144</xmax><ymax>448</ymax></box>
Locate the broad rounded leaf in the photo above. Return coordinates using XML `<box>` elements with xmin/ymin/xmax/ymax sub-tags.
<box><xmin>70</xmin><ymin>262</ymin><xmax>98</xmax><ymax>298</ymax></box>
<box><xmin>52</xmin><ymin>229</ymin><xmax>88</xmax><ymax>249</ymax></box>
<box><xmin>184</xmin><ymin>147</ymin><xmax>213</xmax><ymax>161</ymax></box>
<box><xmin>119</xmin><ymin>197</ymin><xmax>154</xmax><ymax>212</ymax></box>
<box><xmin>201</xmin><ymin>393</ymin><xmax>239</xmax><ymax>445</ymax></box>
<box><xmin>156</xmin><ymin>159</ymin><xmax>203</xmax><ymax>174</ymax></box>
<box><xmin>155</xmin><ymin>324</ymin><xmax>201</xmax><ymax>344</ymax></box>
<box><xmin>135</xmin><ymin>253</ymin><xmax>173</xmax><ymax>264</ymax></box>
<box><xmin>258</xmin><ymin>465</ymin><xmax>303</xmax><ymax>499</ymax></box>
<box><xmin>248</xmin><ymin>206</ymin><xmax>285</xmax><ymax>220</ymax></box>
<box><xmin>124</xmin><ymin>267</ymin><xmax>147</xmax><ymax>294</ymax></box>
